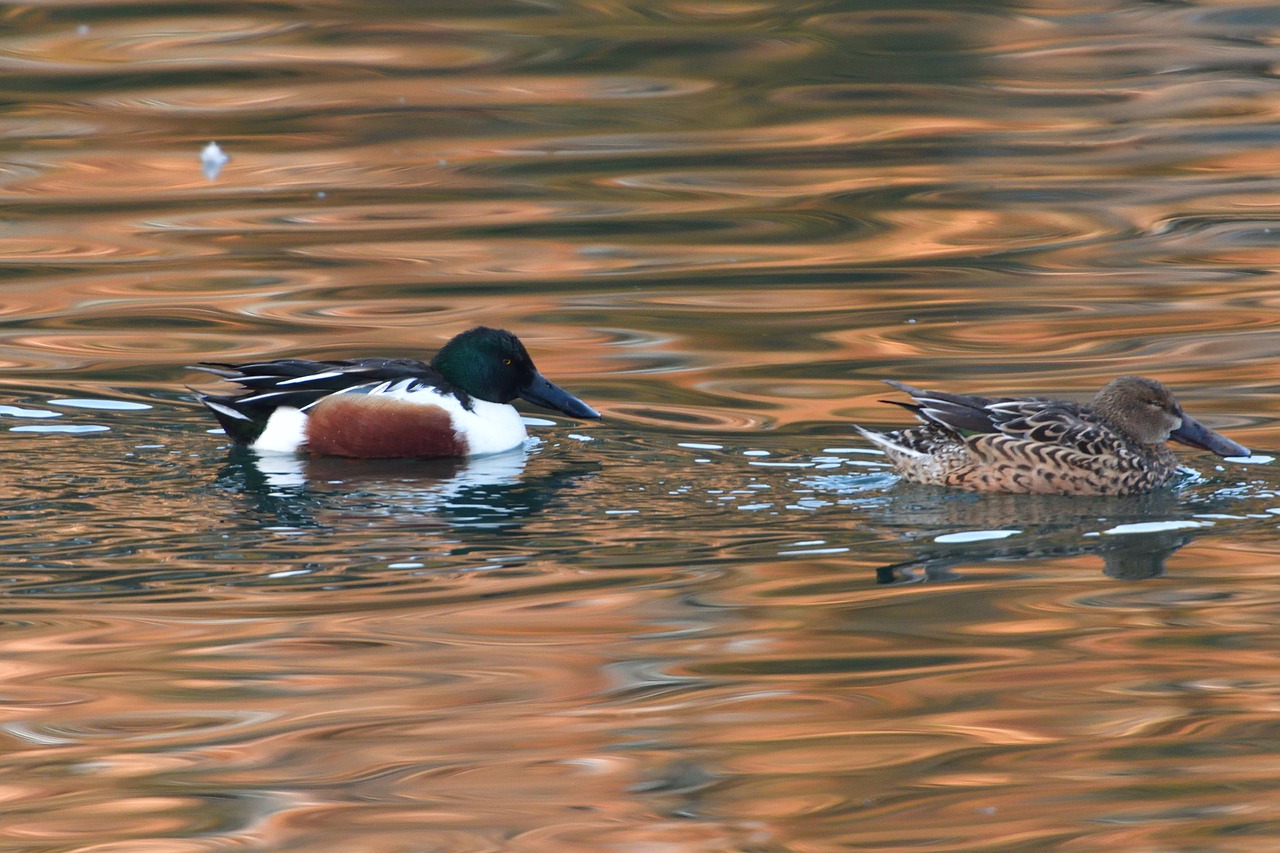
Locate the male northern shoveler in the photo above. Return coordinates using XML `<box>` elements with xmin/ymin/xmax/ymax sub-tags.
<box><xmin>855</xmin><ymin>376</ymin><xmax>1249</xmax><ymax>496</ymax></box>
<box><xmin>190</xmin><ymin>326</ymin><xmax>600</xmax><ymax>458</ymax></box>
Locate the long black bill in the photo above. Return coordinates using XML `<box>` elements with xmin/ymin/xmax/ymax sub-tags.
<box><xmin>1170</xmin><ymin>414</ymin><xmax>1249</xmax><ymax>457</ymax></box>
<box><xmin>520</xmin><ymin>372</ymin><xmax>601</xmax><ymax>420</ymax></box>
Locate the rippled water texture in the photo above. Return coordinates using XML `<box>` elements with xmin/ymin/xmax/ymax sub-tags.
<box><xmin>3</xmin><ymin>1</ymin><xmax>1280</xmax><ymax>850</ymax></box>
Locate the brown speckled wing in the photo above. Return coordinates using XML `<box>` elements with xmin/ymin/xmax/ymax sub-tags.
<box><xmin>988</xmin><ymin>402</ymin><xmax>1127</xmax><ymax>457</ymax></box>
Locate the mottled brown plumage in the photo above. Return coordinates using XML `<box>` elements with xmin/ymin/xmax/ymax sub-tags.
<box><xmin>855</xmin><ymin>376</ymin><xmax>1249</xmax><ymax>496</ymax></box>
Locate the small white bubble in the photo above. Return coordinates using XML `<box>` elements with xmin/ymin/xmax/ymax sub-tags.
<box><xmin>201</xmin><ymin>141</ymin><xmax>229</xmax><ymax>180</ymax></box>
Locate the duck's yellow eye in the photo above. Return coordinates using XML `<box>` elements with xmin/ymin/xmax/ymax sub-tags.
<box><xmin>503</xmin><ymin>358</ymin><xmax>512</xmax><ymax>365</ymax></box>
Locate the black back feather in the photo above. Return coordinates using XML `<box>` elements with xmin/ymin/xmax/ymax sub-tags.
<box><xmin>189</xmin><ymin>358</ymin><xmax>448</xmax><ymax>444</ymax></box>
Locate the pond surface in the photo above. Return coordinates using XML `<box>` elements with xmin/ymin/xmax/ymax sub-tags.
<box><xmin>3</xmin><ymin>0</ymin><xmax>1280</xmax><ymax>850</ymax></box>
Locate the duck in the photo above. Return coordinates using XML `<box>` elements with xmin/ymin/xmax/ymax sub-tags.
<box><xmin>854</xmin><ymin>376</ymin><xmax>1249</xmax><ymax>496</ymax></box>
<box><xmin>189</xmin><ymin>326</ymin><xmax>600</xmax><ymax>458</ymax></box>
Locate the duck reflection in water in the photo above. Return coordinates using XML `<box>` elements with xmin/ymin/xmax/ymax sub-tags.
<box><xmin>855</xmin><ymin>377</ymin><xmax>1249</xmax><ymax>496</ymax></box>
<box><xmin>867</xmin><ymin>488</ymin><xmax>1211</xmax><ymax>583</ymax></box>
<box><xmin>214</xmin><ymin>446</ymin><xmax>598</xmax><ymax>530</ymax></box>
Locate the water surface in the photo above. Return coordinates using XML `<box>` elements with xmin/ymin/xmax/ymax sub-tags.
<box><xmin>2</xmin><ymin>1</ymin><xmax>1280</xmax><ymax>850</ymax></box>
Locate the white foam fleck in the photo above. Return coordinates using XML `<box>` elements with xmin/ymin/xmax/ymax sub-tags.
<box><xmin>1226</xmin><ymin>454</ymin><xmax>1273</xmax><ymax>464</ymax></box>
<box><xmin>678</xmin><ymin>442</ymin><xmax>723</xmax><ymax>450</ymax></box>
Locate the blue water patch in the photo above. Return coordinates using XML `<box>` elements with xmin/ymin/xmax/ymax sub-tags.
<box><xmin>1101</xmin><ymin>521</ymin><xmax>1211</xmax><ymax>535</ymax></box>
<box><xmin>48</xmin><ymin>399</ymin><xmax>153</xmax><ymax>411</ymax></box>
<box><xmin>11</xmin><ymin>424</ymin><xmax>110</xmax><ymax>434</ymax></box>
<box><xmin>0</xmin><ymin>405</ymin><xmax>60</xmax><ymax>418</ymax></box>
<box><xmin>934</xmin><ymin>530</ymin><xmax>1022</xmax><ymax>544</ymax></box>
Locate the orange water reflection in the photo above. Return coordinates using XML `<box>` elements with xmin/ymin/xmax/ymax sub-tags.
<box><xmin>0</xmin><ymin>0</ymin><xmax>1279</xmax><ymax>850</ymax></box>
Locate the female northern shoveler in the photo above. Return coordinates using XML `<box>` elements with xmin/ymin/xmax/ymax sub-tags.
<box><xmin>190</xmin><ymin>326</ymin><xmax>600</xmax><ymax>458</ymax></box>
<box><xmin>855</xmin><ymin>376</ymin><xmax>1249</xmax><ymax>496</ymax></box>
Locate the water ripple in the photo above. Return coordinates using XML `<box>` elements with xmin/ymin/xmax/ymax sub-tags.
<box><xmin>0</xmin><ymin>1</ymin><xmax>1277</xmax><ymax>850</ymax></box>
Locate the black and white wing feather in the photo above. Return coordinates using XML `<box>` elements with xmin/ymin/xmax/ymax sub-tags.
<box><xmin>188</xmin><ymin>358</ymin><xmax>446</xmax><ymax>443</ymax></box>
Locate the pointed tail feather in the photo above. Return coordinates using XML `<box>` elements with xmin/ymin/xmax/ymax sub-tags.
<box><xmin>883</xmin><ymin>380</ymin><xmax>999</xmax><ymax>433</ymax></box>
<box><xmin>191</xmin><ymin>391</ymin><xmax>268</xmax><ymax>445</ymax></box>
<box><xmin>854</xmin><ymin>425</ymin><xmax>924</xmax><ymax>459</ymax></box>
<box><xmin>186</xmin><ymin>363</ymin><xmax>244</xmax><ymax>380</ymax></box>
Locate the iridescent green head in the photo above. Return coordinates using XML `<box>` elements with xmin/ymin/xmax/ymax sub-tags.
<box><xmin>431</xmin><ymin>327</ymin><xmax>600</xmax><ymax>419</ymax></box>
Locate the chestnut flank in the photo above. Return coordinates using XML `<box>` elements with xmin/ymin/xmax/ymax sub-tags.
<box><xmin>304</xmin><ymin>395</ymin><xmax>467</xmax><ymax>458</ymax></box>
